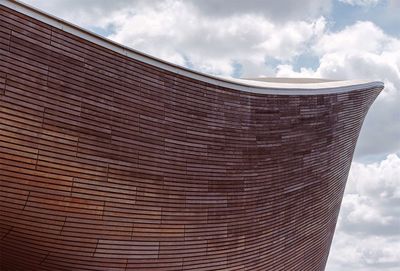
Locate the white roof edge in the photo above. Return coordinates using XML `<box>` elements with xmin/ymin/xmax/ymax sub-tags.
<box><xmin>1</xmin><ymin>0</ymin><xmax>385</xmax><ymax>95</ymax></box>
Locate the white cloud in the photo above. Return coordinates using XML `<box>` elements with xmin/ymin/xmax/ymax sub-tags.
<box><xmin>101</xmin><ymin>1</ymin><xmax>327</xmax><ymax>76</ymax></box>
<box><xmin>327</xmin><ymin>233</ymin><xmax>400</xmax><ymax>271</ymax></box>
<box><xmin>339</xmin><ymin>0</ymin><xmax>381</xmax><ymax>7</ymax></box>
<box><xmin>314</xmin><ymin>21</ymin><xmax>388</xmax><ymax>55</ymax></box>
<box><xmin>346</xmin><ymin>154</ymin><xmax>400</xmax><ymax>202</ymax></box>
<box><xmin>187</xmin><ymin>0</ymin><xmax>332</xmax><ymax>21</ymax></box>
<box><xmin>22</xmin><ymin>0</ymin><xmax>332</xmax><ymax>25</ymax></box>
<box><xmin>326</xmin><ymin>154</ymin><xmax>400</xmax><ymax>271</ymax></box>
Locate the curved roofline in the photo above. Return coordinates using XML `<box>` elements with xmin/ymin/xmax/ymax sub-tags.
<box><xmin>1</xmin><ymin>0</ymin><xmax>384</xmax><ymax>95</ymax></box>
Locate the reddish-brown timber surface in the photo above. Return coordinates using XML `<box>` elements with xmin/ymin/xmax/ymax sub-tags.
<box><xmin>0</xmin><ymin>3</ymin><xmax>382</xmax><ymax>271</ymax></box>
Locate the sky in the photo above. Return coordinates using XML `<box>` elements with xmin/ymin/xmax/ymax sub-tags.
<box><xmin>20</xmin><ymin>0</ymin><xmax>400</xmax><ymax>270</ymax></box>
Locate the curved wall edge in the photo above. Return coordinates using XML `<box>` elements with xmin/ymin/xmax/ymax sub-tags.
<box><xmin>0</xmin><ymin>0</ymin><xmax>384</xmax><ymax>95</ymax></box>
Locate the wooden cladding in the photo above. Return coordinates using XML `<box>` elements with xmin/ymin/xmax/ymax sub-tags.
<box><xmin>0</xmin><ymin>4</ymin><xmax>382</xmax><ymax>271</ymax></box>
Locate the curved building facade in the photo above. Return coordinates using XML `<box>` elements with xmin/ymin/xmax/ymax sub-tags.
<box><xmin>0</xmin><ymin>1</ymin><xmax>383</xmax><ymax>270</ymax></box>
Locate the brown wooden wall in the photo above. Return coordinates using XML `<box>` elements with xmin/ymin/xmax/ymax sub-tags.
<box><xmin>0</xmin><ymin>4</ymin><xmax>382</xmax><ymax>271</ymax></box>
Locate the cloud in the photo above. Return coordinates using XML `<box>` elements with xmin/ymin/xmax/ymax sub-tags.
<box><xmin>338</xmin><ymin>0</ymin><xmax>381</xmax><ymax>7</ymax></box>
<box><xmin>327</xmin><ymin>232</ymin><xmax>400</xmax><ymax>271</ymax></box>
<box><xmin>22</xmin><ymin>0</ymin><xmax>333</xmax><ymax>25</ymax></box>
<box><xmin>326</xmin><ymin>154</ymin><xmax>400</xmax><ymax>271</ymax></box>
<box><xmin>186</xmin><ymin>0</ymin><xmax>332</xmax><ymax>22</ymax></box>
<box><xmin>102</xmin><ymin>1</ymin><xmax>327</xmax><ymax>76</ymax></box>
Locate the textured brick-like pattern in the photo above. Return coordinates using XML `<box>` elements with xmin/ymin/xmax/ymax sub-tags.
<box><xmin>0</xmin><ymin>5</ymin><xmax>382</xmax><ymax>271</ymax></box>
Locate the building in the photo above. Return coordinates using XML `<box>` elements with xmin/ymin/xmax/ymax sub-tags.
<box><xmin>0</xmin><ymin>0</ymin><xmax>383</xmax><ymax>270</ymax></box>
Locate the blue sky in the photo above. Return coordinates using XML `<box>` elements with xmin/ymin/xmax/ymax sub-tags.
<box><xmin>331</xmin><ymin>0</ymin><xmax>400</xmax><ymax>36</ymax></box>
<box><xmin>21</xmin><ymin>1</ymin><xmax>400</xmax><ymax>270</ymax></box>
